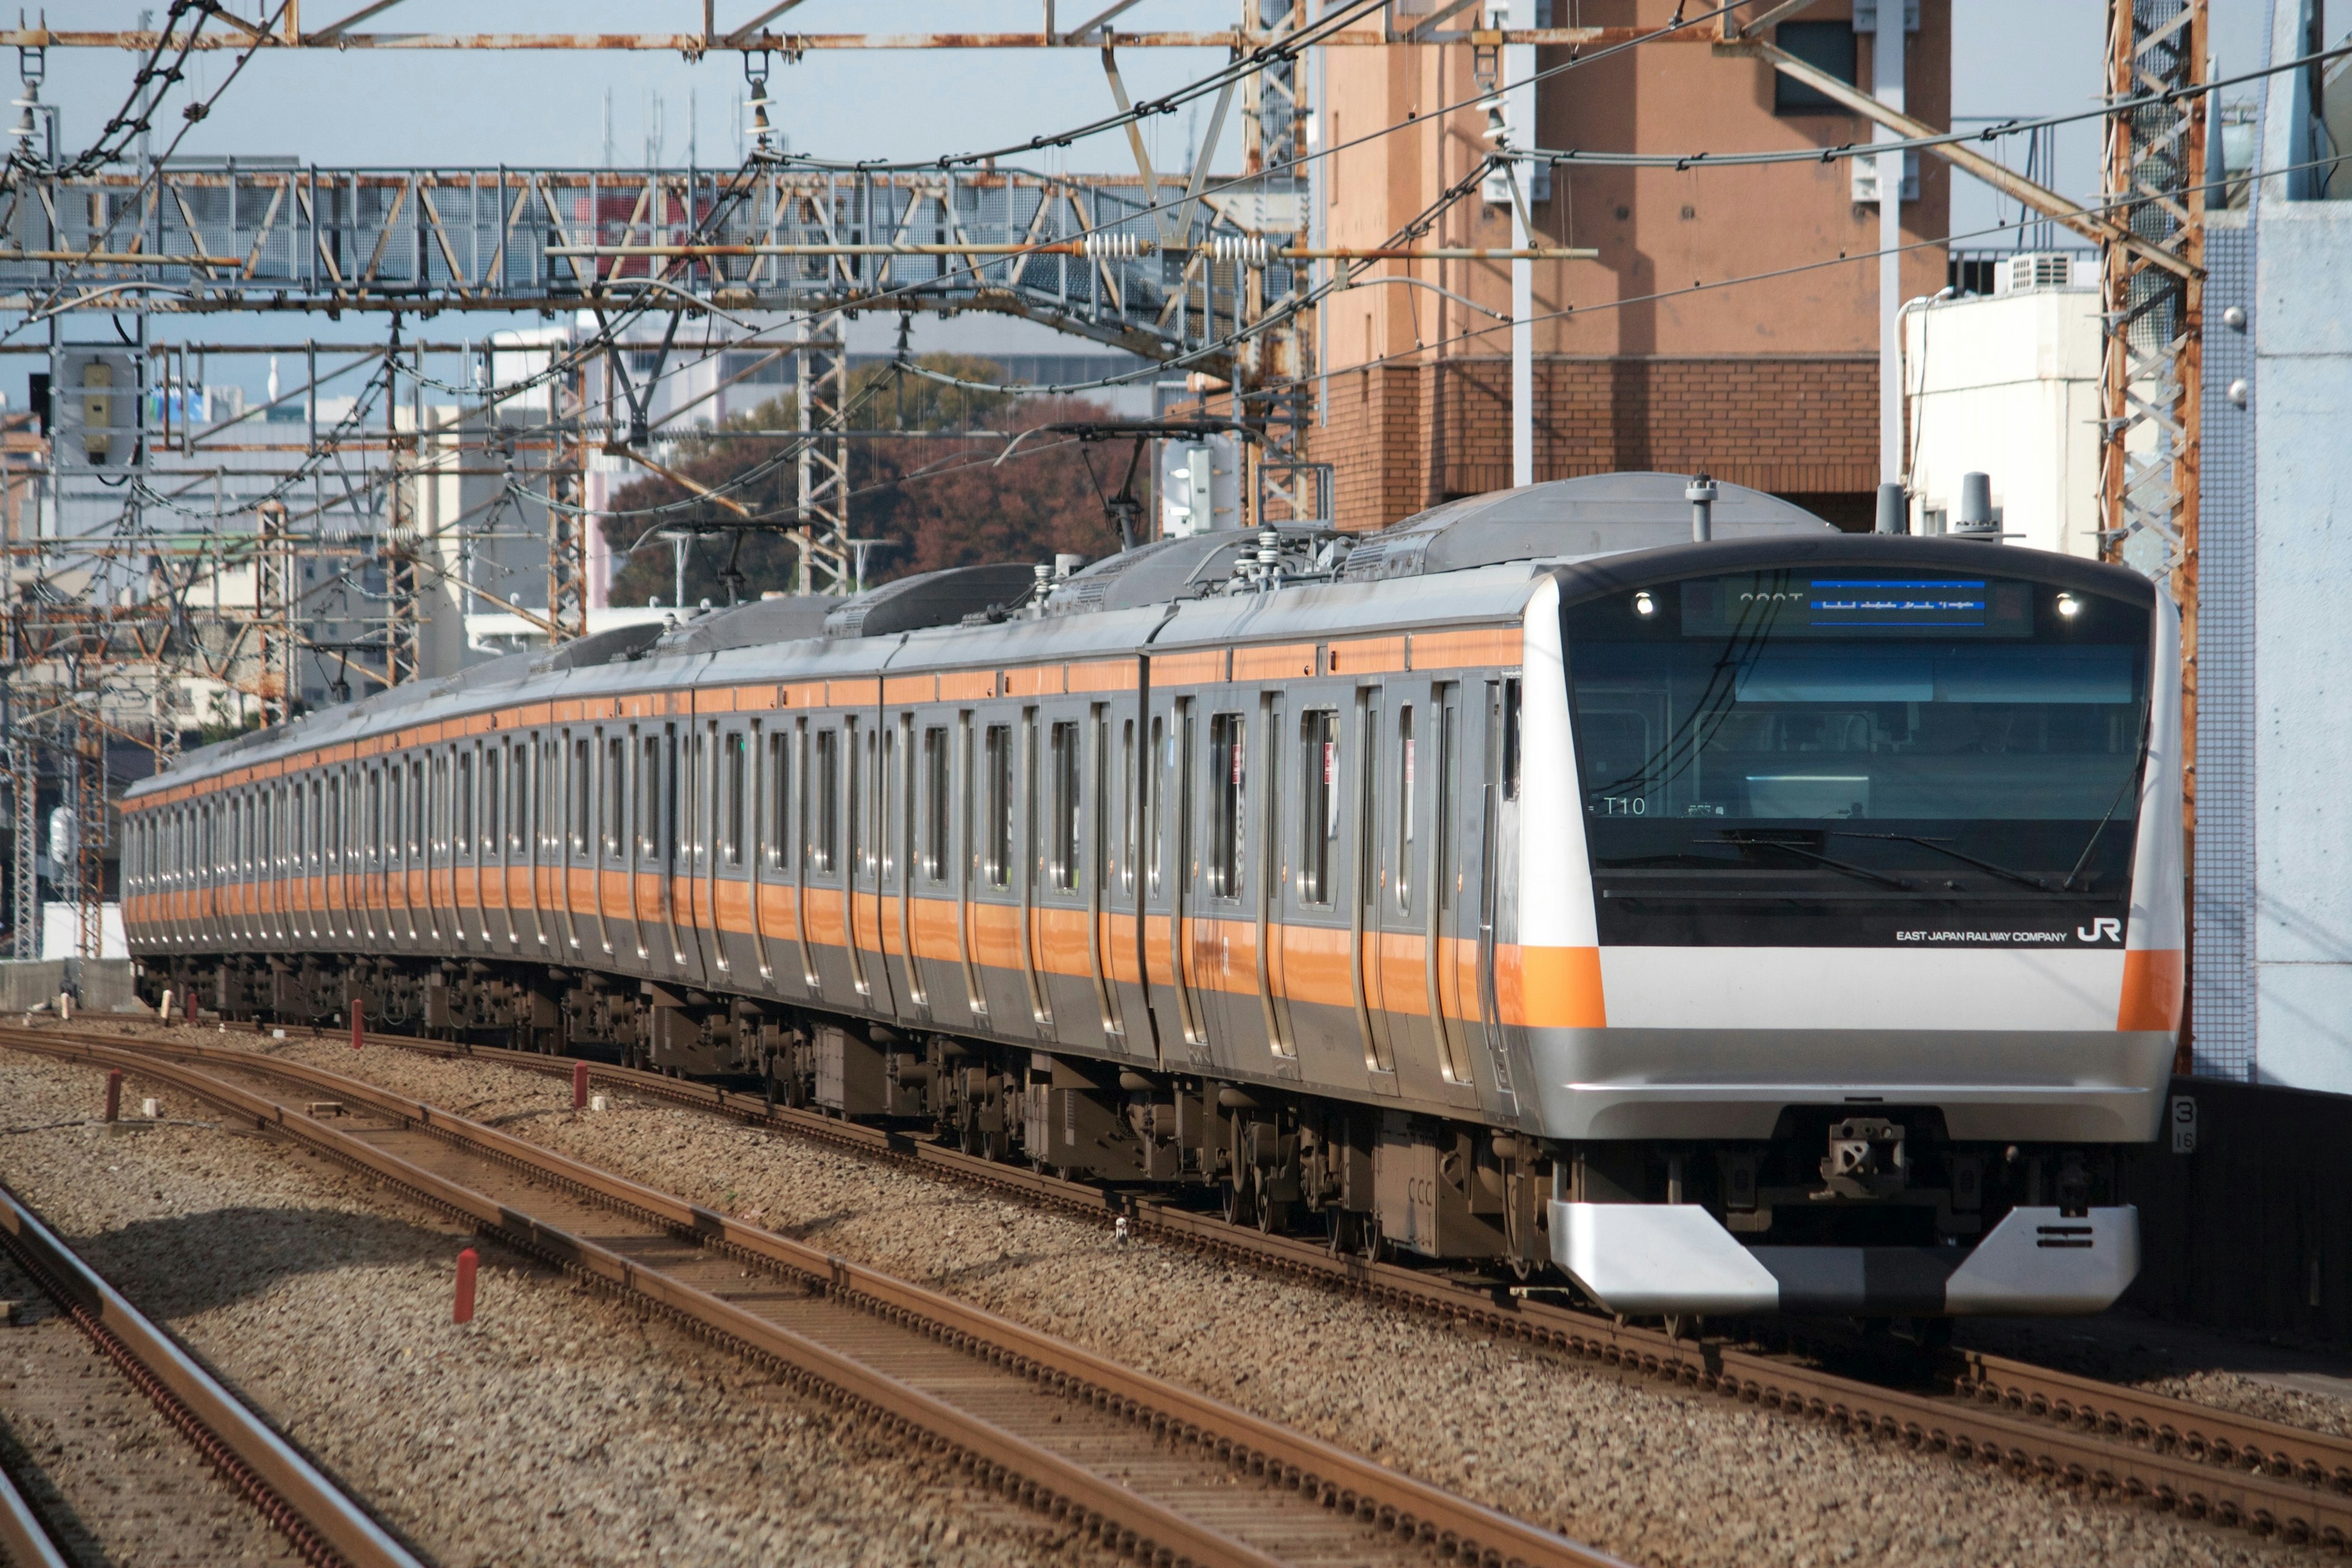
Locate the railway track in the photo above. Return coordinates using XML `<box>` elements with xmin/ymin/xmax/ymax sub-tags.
<box><xmin>0</xmin><ymin>1025</ymin><xmax>1624</xmax><ymax>1568</ymax></box>
<box><xmin>38</xmin><ymin>1021</ymin><xmax>2352</xmax><ymax>1552</ymax></box>
<box><xmin>0</xmin><ymin>1164</ymin><xmax>426</xmax><ymax>1568</ymax></box>
<box><xmin>138</xmin><ymin>1016</ymin><xmax>2352</xmax><ymax>1553</ymax></box>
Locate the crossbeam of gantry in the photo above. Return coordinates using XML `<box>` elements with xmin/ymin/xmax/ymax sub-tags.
<box><xmin>0</xmin><ymin>166</ymin><xmax>1298</xmax><ymax>372</ymax></box>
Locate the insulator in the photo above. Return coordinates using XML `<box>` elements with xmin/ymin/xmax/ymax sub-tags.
<box><xmin>1210</xmin><ymin>235</ymin><xmax>1272</xmax><ymax>268</ymax></box>
<box><xmin>1081</xmin><ymin>231</ymin><xmax>1143</xmax><ymax>261</ymax></box>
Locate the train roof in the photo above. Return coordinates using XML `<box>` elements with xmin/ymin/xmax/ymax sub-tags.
<box><xmin>128</xmin><ymin>473</ymin><xmax>1861</xmax><ymax>796</ymax></box>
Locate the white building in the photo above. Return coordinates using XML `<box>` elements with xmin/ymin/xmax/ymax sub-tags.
<box><xmin>1901</xmin><ymin>252</ymin><xmax>2102</xmax><ymax>557</ymax></box>
<box><xmin>2192</xmin><ymin>0</ymin><xmax>2352</xmax><ymax>1093</ymax></box>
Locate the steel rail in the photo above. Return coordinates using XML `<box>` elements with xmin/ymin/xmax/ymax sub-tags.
<box><xmin>168</xmin><ymin>1017</ymin><xmax>2352</xmax><ymax>1553</ymax></box>
<box><xmin>0</xmin><ymin>1175</ymin><xmax>427</xmax><ymax>1568</ymax></box>
<box><xmin>0</xmin><ymin>1459</ymin><xmax>69</xmax><ymax>1568</ymax></box>
<box><xmin>7</xmin><ymin>1029</ymin><xmax>1627</xmax><ymax>1568</ymax></box>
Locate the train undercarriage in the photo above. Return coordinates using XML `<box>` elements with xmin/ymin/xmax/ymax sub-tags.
<box><xmin>153</xmin><ymin>951</ymin><xmax>2130</xmax><ymax>1323</ymax></box>
<box><xmin>156</xmin><ymin>951</ymin><xmax>1555</xmax><ymax>1276</ymax></box>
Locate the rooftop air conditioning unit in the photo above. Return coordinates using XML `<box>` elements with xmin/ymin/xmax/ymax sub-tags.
<box><xmin>1995</xmin><ymin>252</ymin><xmax>2081</xmax><ymax>293</ymax></box>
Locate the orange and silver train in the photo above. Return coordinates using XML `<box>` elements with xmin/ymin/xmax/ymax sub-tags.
<box><xmin>123</xmin><ymin>473</ymin><xmax>2183</xmax><ymax>1319</ymax></box>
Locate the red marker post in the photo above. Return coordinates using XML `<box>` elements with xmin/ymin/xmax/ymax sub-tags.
<box><xmin>186</xmin><ymin>989</ymin><xmax>198</xmax><ymax>1024</ymax></box>
<box><xmin>104</xmin><ymin>1068</ymin><xmax>122</xmax><ymax>1123</ymax></box>
<box><xmin>350</xmin><ymin>997</ymin><xmax>364</xmax><ymax>1052</ymax></box>
<box><xmin>453</xmin><ymin>1247</ymin><xmax>478</xmax><ymax>1324</ymax></box>
<box><xmin>572</xmin><ymin>1061</ymin><xmax>589</xmax><ymax>1112</ymax></box>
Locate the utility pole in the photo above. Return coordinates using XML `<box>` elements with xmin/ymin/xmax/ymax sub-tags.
<box><xmin>1872</xmin><ymin>0</ymin><xmax>1907</xmax><ymax>513</ymax></box>
<box><xmin>1500</xmin><ymin>0</ymin><xmax>1535</xmax><ymax>490</ymax></box>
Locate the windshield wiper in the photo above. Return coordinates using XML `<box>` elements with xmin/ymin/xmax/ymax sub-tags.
<box><xmin>1829</xmin><ymin>832</ymin><xmax>2051</xmax><ymax>892</ymax></box>
<box><xmin>1698</xmin><ymin>837</ymin><xmax>1912</xmax><ymax>891</ymax></box>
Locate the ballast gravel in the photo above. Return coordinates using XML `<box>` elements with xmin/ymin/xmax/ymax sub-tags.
<box><xmin>0</xmin><ymin>1044</ymin><xmax>1116</xmax><ymax>1568</ymax></box>
<box><xmin>162</xmin><ymin>1021</ymin><xmax>2315</xmax><ymax>1568</ymax></box>
<box><xmin>1954</xmin><ymin>1315</ymin><xmax>2352</xmax><ymax>1442</ymax></box>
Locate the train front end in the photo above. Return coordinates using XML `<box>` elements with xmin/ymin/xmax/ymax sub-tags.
<box><xmin>1519</xmin><ymin>536</ymin><xmax>2180</xmax><ymax>1318</ymax></box>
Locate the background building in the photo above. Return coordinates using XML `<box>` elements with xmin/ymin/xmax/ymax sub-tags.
<box><xmin>1310</xmin><ymin>0</ymin><xmax>1951</xmax><ymax>530</ymax></box>
<box><xmin>2190</xmin><ymin>0</ymin><xmax>2352</xmax><ymax>1093</ymax></box>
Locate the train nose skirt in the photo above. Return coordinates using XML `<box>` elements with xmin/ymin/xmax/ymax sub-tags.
<box><xmin>1550</xmin><ymin>1202</ymin><xmax>2140</xmax><ymax>1317</ymax></box>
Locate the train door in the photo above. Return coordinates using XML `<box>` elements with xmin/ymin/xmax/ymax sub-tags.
<box><xmin>742</xmin><ymin>720</ymin><xmax>779</xmax><ymax>994</ymax></box>
<box><xmin>677</xmin><ymin>724</ymin><xmax>715</xmax><ymax>983</ymax></box>
<box><xmin>1427</xmin><ymin>683</ymin><xmax>1484</xmax><ymax>1106</ymax></box>
<box><xmin>884</xmin><ymin>710</ymin><xmax>929</xmax><ymax>1024</ymax></box>
<box><xmin>513</xmin><ymin>737</ymin><xmax>544</xmax><ymax>955</ymax></box>
<box><xmin>949</xmin><ymin>712</ymin><xmax>987</xmax><ymax>1028</ymax></box>
<box><xmin>970</xmin><ymin>712</ymin><xmax>1030</xmax><ymax>1033</ymax></box>
<box><xmin>1253</xmin><ymin>689</ymin><xmax>1296</xmax><ymax>1065</ymax></box>
<box><xmin>591</xmin><ymin>731</ymin><xmax>621</xmax><ymax>963</ymax></box>
<box><xmin>909</xmin><ymin>715</ymin><xmax>970</xmax><ymax>1030</ymax></box>
<box><xmin>842</xmin><ymin>715</ymin><xmax>880</xmax><ymax>1008</ymax></box>
<box><xmin>1095</xmin><ymin>702</ymin><xmax>1147</xmax><ymax>1059</ymax></box>
<box><xmin>706</xmin><ymin>720</ymin><xmax>744</xmax><ymax>986</ymax></box>
<box><xmin>490</xmin><ymin>744</ymin><xmax>519</xmax><ymax>953</ymax></box>
<box><xmin>790</xmin><ymin>718</ymin><xmax>823</xmax><ymax>998</ymax></box>
<box><xmin>1281</xmin><ymin>698</ymin><xmax>1350</xmax><ymax>1075</ymax></box>
<box><xmin>452</xmin><ymin>747</ymin><xmax>478</xmax><ymax>953</ymax></box>
<box><xmin>1352</xmin><ymin>688</ymin><xmax>1401</xmax><ymax>1090</ymax></box>
<box><xmin>1160</xmin><ymin>696</ymin><xmax>1209</xmax><ymax>1064</ymax></box>
<box><xmin>380</xmin><ymin>763</ymin><xmax>407</xmax><ymax>949</ymax></box>
<box><xmin>1195</xmin><ymin>699</ymin><xmax>1256</xmax><ymax>1068</ymax></box>
<box><xmin>803</xmin><ymin>719</ymin><xmax>853</xmax><ymax>998</ymax></box>
<box><xmin>421</xmin><ymin>752</ymin><xmax>443</xmax><ymax>946</ymax></box>
<box><xmin>1477</xmin><ymin>677</ymin><xmax>1523</xmax><ymax>1118</ymax></box>
<box><xmin>357</xmin><ymin>765</ymin><xmax>379</xmax><ymax>948</ymax></box>
<box><xmin>1033</xmin><ymin>707</ymin><xmax>1095</xmax><ymax>1049</ymax></box>
<box><xmin>1016</xmin><ymin>707</ymin><xmax>1056</xmax><ymax>1040</ymax></box>
<box><xmin>405</xmin><ymin>761</ymin><xmax>424</xmax><ymax>946</ymax></box>
<box><xmin>626</xmin><ymin>729</ymin><xmax>658</xmax><ymax>969</ymax></box>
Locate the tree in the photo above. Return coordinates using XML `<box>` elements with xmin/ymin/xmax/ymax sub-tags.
<box><xmin>602</xmin><ymin>354</ymin><xmax>1132</xmax><ymax>606</ymax></box>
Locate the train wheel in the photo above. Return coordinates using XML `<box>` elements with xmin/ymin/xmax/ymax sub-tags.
<box><xmin>1219</xmin><ymin>1178</ymin><xmax>1257</xmax><ymax>1229</ymax></box>
<box><xmin>1256</xmin><ymin>1195</ymin><xmax>1292</xmax><ymax>1236</ymax></box>
<box><xmin>1356</xmin><ymin>1213</ymin><xmax>1385</xmax><ymax>1264</ymax></box>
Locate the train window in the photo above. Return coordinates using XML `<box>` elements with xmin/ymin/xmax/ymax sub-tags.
<box><xmin>1300</xmin><ymin>709</ymin><xmax>1338</xmax><ymax>907</ymax></box>
<box><xmin>683</xmin><ymin>733</ymin><xmax>704</xmax><ymax>862</ymax></box>
<box><xmin>853</xmin><ymin>724</ymin><xmax>874</xmax><ymax>878</ymax></box>
<box><xmin>456</xmin><ymin>752</ymin><xmax>473</xmax><ymax>848</ymax></box>
<box><xmin>765</xmin><ymin>731</ymin><xmax>789</xmax><ymax>869</ymax></box>
<box><xmin>725</xmin><ymin>731</ymin><xmax>746</xmax><ymax>866</ymax></box>
<box><xmin>982</xmin><ymin>724</ymin><xmax>1011</xmax><ymax>890</ymax></box>
<box><xmin>1396</xmin><ymin>705</ymin><xmax>1415</xmax><ymax>912</ymax></box>
<box><xmin>412</xmin><ymin>760</ymin><xmax>428</xmax><ymax>856</ymax></box>
<box><xmin>481</xmin><ymin>750</ymin><xmax>499</xmax><ymax>852</ymax></box>
<box><xmin>636</xmin><ymin>736</ymin><xmax>657</xmax><ymax>858</ymax></box>
<box><xmin>921</xmin><ymin>726</ymin><xmax>948</xmax><ymax>882</ymax></box>
<box><xmin>606</xmin><ymin>739</ymin><xmax>626</xmax><ymax>858</ymax></box>
<box><xmin>510</xmin><ymin>744</ymin><xmax>529</xmax><ymax>854</ymax></box>
<box><xmin>1209</xmin><ymin>712</ymin><xmax>1245</xmax><ymax>899</ymax></box>
<box><xmin>1148</xmin><ymin>715</ymin><xmax>1164</xmax><ymax>895</ymax></box>
<box><xmin>662</xmin><ymin>729</ymin><xmax>679</xmax><ymax>861</ymax></box>
<box><xmin>1501</xmin><ymin>677</ymin><xmax>1522</xmax><ymax>801</ymax></box>
<box><xmin>1434</xmin><ymin>688</ymin><xmax>1458</xmax><ymax>914</ymax></box>
<box><xmin>570</xmin><ymin>739</ymin><xmax>590</xmax><ymax>854</ymax></box>
<box><xmin>813</xmin><ymin>728</ymin><xmax>839</xmax><ymax>874</ymax></box>
<box><xmin>310</xmin><ymin>780</ymin><xmax>323</xmax><ymax>863</ymax></box>
<box><xmin>1049</xmin><ymin>720</ymin><xmax>1080</xmax><ymax>892</ymax></box>
<box><xmin>1118</xmin><ymin>719</ymin><xmax>1136</xmax><ymax>895</ymax></box>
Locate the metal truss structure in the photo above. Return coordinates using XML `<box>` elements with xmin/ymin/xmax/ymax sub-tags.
<box><xmin>1</xmin><ymin>165</ymin><xmax>1298</xmax><ymax>372</ymax></box>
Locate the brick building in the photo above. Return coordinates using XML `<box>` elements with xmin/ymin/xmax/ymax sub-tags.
<box><xmin>1308</xmin><ymin>0</ymin><xmax>1951</xmax><ymax>532</ymax></box>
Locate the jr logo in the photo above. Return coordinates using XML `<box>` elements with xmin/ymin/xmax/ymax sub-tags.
<box><xmin>2077</xmin><ymin>918</ymin><xmax>2124</xmax><ymax>944</ymax></box>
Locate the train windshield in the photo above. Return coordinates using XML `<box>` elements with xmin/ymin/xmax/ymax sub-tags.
<box><xmin>1562</xmin><ymin>568</ymin><xmax>2154</xmax><ymax>916</ymax></box>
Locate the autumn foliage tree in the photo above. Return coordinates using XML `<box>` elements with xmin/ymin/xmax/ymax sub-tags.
<box><xmin>603</xmin><ymin>354</ymin><xmax>1133</xmax><ymax>606</ymax></box>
